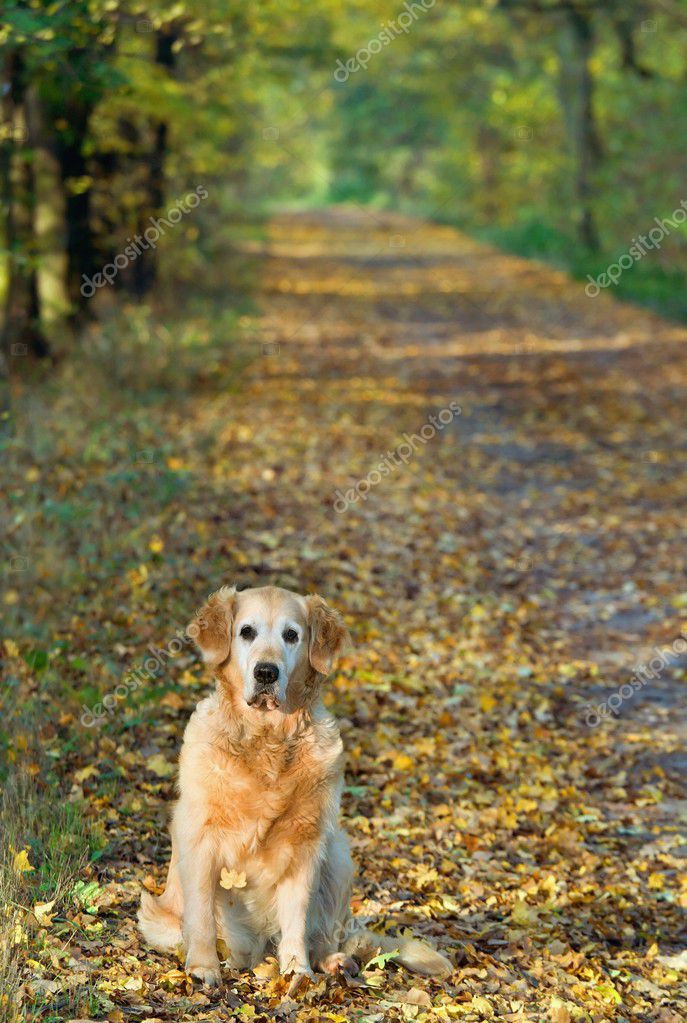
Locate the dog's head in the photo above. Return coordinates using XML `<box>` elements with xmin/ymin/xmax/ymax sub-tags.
<box><xmin>189</xmin><ymin>585</ymin><xmax>349</xmax><ymax>713</ymax></box>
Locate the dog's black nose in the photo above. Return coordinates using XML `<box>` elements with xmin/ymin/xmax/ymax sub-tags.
<box><xmin>253</xmin><ymin>662</ymin><xmax>279</xmax><ymax>686</ymax></box>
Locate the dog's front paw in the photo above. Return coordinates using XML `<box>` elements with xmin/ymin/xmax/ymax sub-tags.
<box><xmin>279</xmin><ymin>950</ymin><xmax>313</xmax><ymax>976</ymax></box>
<box><xmin>186</xmin><ymin>960</ymin><xmax>222</xmax><ymax>986</ymax></box>
<box><xmin>279</xmin><ymin>951</ymin><xmax>315</xmax><ymax>996</ymax></box>
<box><xmin>285</xmin><ymin>967</ymin><xmax>316</xmax><ymax>997</ymax></box>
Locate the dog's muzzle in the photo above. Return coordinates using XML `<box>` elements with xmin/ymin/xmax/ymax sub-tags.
<box><xmin>248</xmin><ymin>662</ymin><xmax>281</xmax><ymax>710</ymax></box>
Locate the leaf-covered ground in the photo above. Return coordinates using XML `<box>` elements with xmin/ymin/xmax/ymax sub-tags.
<box><xmin>3</xmin><ymin>209</ymin><xmax>687</xmax><ymax>1022</ymax></box>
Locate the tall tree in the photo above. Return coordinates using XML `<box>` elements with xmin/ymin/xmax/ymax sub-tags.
<box><xmin>1</xmin><ymin>48</ymin><xmax>50</xmax><ymax>360</ymax></box>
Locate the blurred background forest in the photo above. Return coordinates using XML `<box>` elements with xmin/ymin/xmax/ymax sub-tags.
<box><xmin>3</xmin><ymin>4</ymin><xmax>687</xmax><ymax>1019</ymax></box>
<box><xmin>2</xmin><ymin>0</ymin><xmax>687</xmax><ymax>372</ymax></box>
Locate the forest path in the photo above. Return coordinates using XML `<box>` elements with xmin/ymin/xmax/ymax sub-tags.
<box><xmin>252</xmin><ymin>206</ymin><xmax>687</xmax><ymax>746</ymax></box>
<box><xmin>55</xmin><ymin>209</ymin><xmax>687</xmax><ymax>1021</ymax></box>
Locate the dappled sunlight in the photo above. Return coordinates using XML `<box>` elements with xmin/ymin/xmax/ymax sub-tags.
<box><xmin>3</xmin><ymin>0</ymin><xmax>687</xmax><ymax>1015</ymax></box>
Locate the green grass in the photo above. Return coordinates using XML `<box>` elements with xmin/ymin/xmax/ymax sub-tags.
<box><xmin>0</xmin><ymin>776</ymin><xmax>104</xmax><ymax>1023</ymax></box>
<box><xmin>467</xmin><ymin>218</ymin><xmax>687</xmax><ymax>324</ymax></box>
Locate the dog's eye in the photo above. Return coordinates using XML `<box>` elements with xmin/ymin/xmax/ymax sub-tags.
<box><xmin>240</xmin><ymin>625</ymin><xmax>256</xmax><ymax>641</ymax></box>
<box><xmin>283</xmin><ymin>628</ymin><xmax>298</xmax><ymax>644</ymax></box>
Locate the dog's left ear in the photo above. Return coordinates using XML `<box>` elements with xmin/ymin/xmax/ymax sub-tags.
<box><xmin>306</xmin><ymin>594</ymin><xmax>350</xmax><ymax>676</ymax></box>
<box><xmin>188</xmin><ymin>585</ymin><xmax>237</xmax><ymax>667</ymax></box>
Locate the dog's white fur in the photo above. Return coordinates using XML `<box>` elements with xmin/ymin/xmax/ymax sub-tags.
<box><xmin>138</xmin><ymin>585</ymin><xmax>451</xmax><ymax>988</ymax></box>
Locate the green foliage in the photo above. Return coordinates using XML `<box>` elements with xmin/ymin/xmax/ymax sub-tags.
<box><xmin>471</xmin><ymin>218</ymin><xmax>687</xmax><ymax>323</ymax></box>
<box><xmin>2</xmin><ymin>1</ymin><xmax>687</xmax><ymax>324</ymax></box>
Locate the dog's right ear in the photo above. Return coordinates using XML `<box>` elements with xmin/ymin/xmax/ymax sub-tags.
<box><xmin>305</xmin><ymin>594</ymin><xmax>350</xmax><ymax>676</ymax></box>
<box><xmin>188</xmin><ymin>585</ymin><xmax>237</xmax><ymax>667</ymax></box>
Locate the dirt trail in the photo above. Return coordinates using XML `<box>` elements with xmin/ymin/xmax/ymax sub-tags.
<box><xmin>254</xmin><ymin>208</ymin><xmax>687</xmax><ymax>749</ymax></box>
<box><xmin>52</xmin><ymin>209</ymin><xmax>687</xmax><ymax>1021</ymax></box>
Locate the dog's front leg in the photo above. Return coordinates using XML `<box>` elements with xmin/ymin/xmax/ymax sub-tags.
<box><xmin>275</xmin><ymin>851</ymin><xmax>318</xmax><ymax>989</ymax></box>
<box><xmin>179</xmin><ymin>836</ymin><xmax>221</xmax><ymax>985</ymax></box>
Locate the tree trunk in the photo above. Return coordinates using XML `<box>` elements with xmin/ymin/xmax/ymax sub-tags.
<box><xmin>567</xmin><ymin>7</ymin><xmax>602</xmax><ymax>252</ymax></box>
<box><xmin>1</xmin><ymin>51</ymin><xmax>50</xmax><ymax>364</ymax></box>
<box><xmin>1</xmin><ymin>56</ymin><xmax>19</xmax><ymax>367</ymax></box>
<box><xmin>0</xmin><ymin>63</ymin><xmax>15</xmax><ymax>416</ymax></box>
<box><xmin>54</xmin><ymin>101</ymin><xmax>97</xmax><ymax>322</ymax></box>
<box><xmin>131</xmin><ymin>27</ymin><xmax>177</xmax><ymax>296</ymax></box>
<box><xmin>30</xmin><ymin>90</ymin><xmax>70</xmax><ymax>325</ymax></box>
<box><xmin>21</xmin><ymin>90</ymin><xmax>51</xmax><ymax>357</ymax></box>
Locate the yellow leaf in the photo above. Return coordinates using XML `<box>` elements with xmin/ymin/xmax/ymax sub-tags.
<box><xmin>127</xmin><ymin>564</ymin><xmax>149</xmax><ymax>587</ymax></box>
<box><xmin>74</xmin><ymin>764</ymin><xmax>99</xmax><ymax>783</ymax></box>
<box><xmin>159</xmin><ymin>968</ymin><xmax>188</xmax><ymax>987</ymax></box>
<box><xmin>146</xmin><ymin>753</ymin><xmax>175</xmax><ymax>778</ymax></box>
<box><xmin>220</xmin><ymin>868</ymin><xmax>247</xmax><ymax>890</ymax></box>
<box><xmin>480</xmin><ymin>693</ymin><xmax>497</xmax><ymax>713</ymax></box>
<box><xmin>648</xmin><ymin>872</ymin><xmax>664</xmax><ymax>890</ymax></box>
<box><xmin>4</xmin><ymin>639</ymin><xmax>19</xmax><ymax>657</ymax></box>
<box><xmin>440</xmin><ymin>894</ymin><xmax>461</xmax><ymax>913</ymax></box>
<box><xmin>148</xmin><ymin>536</ymin><xmax>164</xmax><ymax>554</ymax></box>
<box><xmin>596</xmin><ymin>982</ymin><xmax>621</xmax><ymax>1005</ymax></box>
<box><xmin>393</xmin><ymin>753</ymin><xmax>414</xmax><ymax>771</ymax></box>
<box><xmin>511</xmin><ymin>898</ymin><xmax>538</xmax><ymax>926</ymax></box>
<box><xmin>4</xmin><ymin>590</ymin><xmax>19</xmax><ymax>605</ymax></box>
<box><xmin>409</xmin><ymin>864</ymin><xmax>440</xmax><ymax>889</ymax></box>
<box><xmin>471</xmin><ymin>994</ymin><xmax>494</xmax><ymax>1018</ymax></box>
<box><xmin>252</xmin><ymin>959</ymin><xmax>279</xmax><ymax>979</ymax></box>
<box><xmin>33</xmin><ymin>899</ymin><xmax>56</xmax><ymax>927</ymax></box>
<box><xmin>413</xmin><ymin>737</ymin><xmax>435</xmax><ymax>755</ymax></box>
<box><xmin>13</xmin><ymin>848</ymin><xmax>34</xmax><ymax>874</ymax></box>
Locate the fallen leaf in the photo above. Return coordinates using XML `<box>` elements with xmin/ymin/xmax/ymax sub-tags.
<box><xmin>400</xmin><ymin>986</ymin><xmax>432</xmax><ymax>1006</ymax></box>
<box><xmin>220</xmin><ymin>868</ymin><xmax>247</xmax><ymax>890</ymax></box>
<box><xmin>33</xmin><ymin>899</ymin><xmax>56</xmax><ymax>927</ymax></box>
<box><xmin>511</xmin><ymin>898</ymin><xmax>538</xmax><ymax>927</ymax></box>
<box><xmin>252</xmin><ymin>959</ymin><xmax>279</xmax><ymax>979</ymax></box>
<box><xmin>146</xmin><ymin>753</ymin><xmax>175</xmax><ymax>778</ymax></box>
<box><xmin>13</xmin><ymin>848</ymin><xmax>34</xmax><ymax>874</ymax></box>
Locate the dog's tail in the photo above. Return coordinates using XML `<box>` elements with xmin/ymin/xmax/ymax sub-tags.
<box><xmin>137</xmin><ymin>889</ymin><xmax>183</xmax><ymax>953</ymax></box>
<box><xmin>344</xmin><ymin>926</ymin><xmax>452</xmax><ymax>978</ymax></box>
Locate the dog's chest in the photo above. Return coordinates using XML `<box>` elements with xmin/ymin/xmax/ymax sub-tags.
<box><xmin>204</xmin><ymin>734</ymin><xmax>336</xmax><ymax>858</ymax></box>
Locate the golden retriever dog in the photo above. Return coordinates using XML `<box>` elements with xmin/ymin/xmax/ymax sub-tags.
<box><xmin>138</xmin><ymin>585</ymin><xmax>451</xmax><ymax>990</ymax></box>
